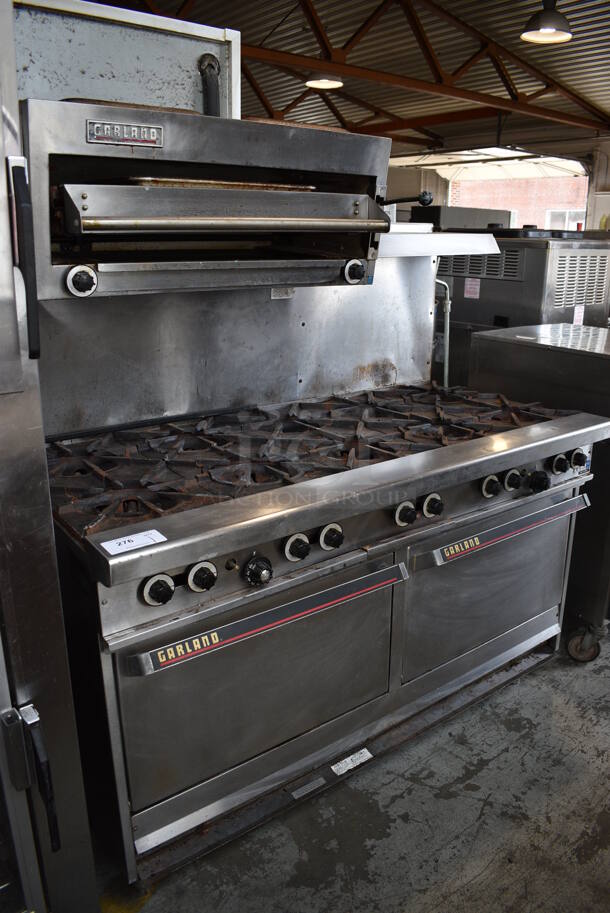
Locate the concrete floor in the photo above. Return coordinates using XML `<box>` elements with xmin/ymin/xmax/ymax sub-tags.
<box><xmin>101</xmin><ymin>644</ymin><xmax>610</xmax><ymax>913</ymax></box>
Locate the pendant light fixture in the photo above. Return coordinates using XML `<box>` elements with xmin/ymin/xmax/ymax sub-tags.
<box><xmin>520</xmin><ymin>0</ymin><xmax>573</xmax><ymax>44</ymax></box>
<box><xmin>305</xmin><ymin>75</ymin><xmax>344</xmax><ymax>90</ymax></box>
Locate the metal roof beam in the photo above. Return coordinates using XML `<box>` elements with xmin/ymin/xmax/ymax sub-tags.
<box><xmin>414</xmin><ymin>0</ymin><xmax>610</xmax><ymax>125</ymax></box>
<box><xmin>489</xmin><ymin>52</ymin><xmax>519</xmax><ymax>102</ymax></box>
<box><xmin>241</xmin><ymin>46</ymin><xmax>608</xmax><ymax>131</ymax></box>
<box><xmin>354</xmin><ymin>106</ymin><xmax>504</xmax><ymax>134</ymax></box>
<box><xmin>398</xmin><ymin>0</ymin><xmax>444</xmax><ymax>84</ymax></box>
<box><xmin>241</xmin><ymin>62</ymin><xmax>278</xmax><ymax>119</ymax></box>
<box><xmin>298</xmin><ymin>0</ymin><xmax>334</xmax><ymax>60</ymax></box>
<box><xmin>448</xmin><ymin>44</ymin><xmax>488</xmax><ymax>83</ymax></box>
<box><xmin>342</xmin><ymin>0</ymin><xmax>395</xmax><ymax>55</ymax></box>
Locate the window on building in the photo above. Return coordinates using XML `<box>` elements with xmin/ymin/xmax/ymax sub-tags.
<box><xmin>545</xmin><ymin>209</ymin><xmax>586</xmax><ymax>230</ymax></box>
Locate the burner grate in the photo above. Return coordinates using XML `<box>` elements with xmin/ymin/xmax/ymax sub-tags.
<box><xmin>47</xmin><ymin>384</ymin><xmax>570</xmax><ymax>540</ymax></box>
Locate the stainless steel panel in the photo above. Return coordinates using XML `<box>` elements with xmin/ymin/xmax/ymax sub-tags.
<box><xmin>22</xmin><ymin>99</ymin><xmax>391</xmax><ymax>302</ymax></box>
<box><xmin>38</xmin><ymin>254</ymin><xmax>435</xmax><ymax>437</ymax></box>
<box><xmin>63</xmin><ymin>184</ymin><xmax>388</xmax><ymax>234</ymax></box>
<box><xmin>402</xmin><ymin>506</ymin><xmax>570</xmax><ymax>682</ymax></box>
<box><xmin>14</xmin><ymin>0</ymin><xmax>240</xmax><ymax>117</ymax></box>
<box><xmin>0</xmin><ymin>6</ymin><xmax>98</xmax><ymax>909</ymax></box>
<box><xmin>130</xmin><ymin>607</ymin><xmax>560</xmax><ymax>858</ymax></box>
<box><xmin>117</xmin><ymin>557</ymin><xmax>396</xmax><ymax>812</ymax></box>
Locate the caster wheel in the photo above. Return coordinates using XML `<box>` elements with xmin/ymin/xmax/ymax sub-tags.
<box><xmin>566</xmin><ymin>630</ymin><xmax>601</xmax><ymax>663</ymax></box>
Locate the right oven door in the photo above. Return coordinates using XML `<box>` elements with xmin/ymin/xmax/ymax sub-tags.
<box><xmin>402</xmin><ymin>494</ymin><xmax>587</xmax><ymax>684</ymax></box>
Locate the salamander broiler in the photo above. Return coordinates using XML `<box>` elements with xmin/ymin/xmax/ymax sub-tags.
<box><xmin>15</xmin><ymin>1</ymin><xmax>610</xmax><ymax>886</ymax></box>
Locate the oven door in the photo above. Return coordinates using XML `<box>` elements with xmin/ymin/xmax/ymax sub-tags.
<box><xmin>402</xmin><ymin>494</ymin><xmax>587</xmax><ymax>683</ymax></box>
<box><xmin>115</xmin><ymin>555</ymin><xmax>405</xmax><ymax>813</ymax></box>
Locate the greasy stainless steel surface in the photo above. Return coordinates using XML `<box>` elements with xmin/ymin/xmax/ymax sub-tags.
<box><xmin>95</xmin><ymin>642</ymin><xmax>610</xmax><ymax>913</ymax></box>
<box><xmin>14</xmin><ymin>0</ymin><xmax>240</xmax><ymax>118</ymax></box>
<box><xmin>437</xmin><ymin>237</ymin><xmax>610</xmax><ymax>385</ymax></box>
<box><xmin>0</xmin><ymin>7</ymin><xmax>98</xmax><ymax>910</ymax></box>
<box><xmin>77</xmin><ymin>409</ymin><xmax>608</xmax><ymax>588</ymax></box>
<box><xmin>38</xmin><ymin>253</ymin><xmax>435</xmax><ymax>438</ymax></box>
<box><xmin>470</xmin><ymin>323</ymin><xmax>610</xmax><ymax>632</ymax></box>
<box><xmin>22</xmin><ymin>98</ymin><xmax>391</xmax><ymax>300</ymax></box>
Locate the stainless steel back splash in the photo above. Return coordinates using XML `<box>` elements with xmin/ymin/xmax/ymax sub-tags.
<box><xmin>39</xmin><ymin>255</ymin><xmax>435</xmax><ymax>437</ymax></box>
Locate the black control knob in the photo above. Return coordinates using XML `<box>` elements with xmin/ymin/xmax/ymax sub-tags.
<box><xmin>321</xmin><ymin>526</ymin><xmax>344</xmax><ymax>549</ymax></box>
<box><xmin>396</xmin><ymin>503</ymin><xmax>417</xmax><ymax>526</ymax></box>
<box><xmin>422</xmin><ymin>493</ymin><xmax>444</xmax><ymax>517</ymax></box>
<box><xmin>482</xmin><ymin>475</ymin><xmax>502</xmax><ymax>498</ymax></box>
<box><xmin>571</xmin><ymin>449</ymin><xmax>587</xmax><ymax>468</ymax></box>
<box><xmin>528</xmin><ymin>470</ymin><xmax>551</xmax><ymax>493</ymax></box>
<box><xmin>504</xmin><ymin>469</ymin><xmax>522</xmax><ymax>491</ymax></box>
<box><xmin>192</xmin><ymin>566</ymin><xmax>216</xmax><ymax>591</ymax></box>
<box><xmin>244</xmin><ymin>555</ymin><xmax>273</xmax><ymax>587</ymax></box>
<box><xmin>72</xmin><ymin>269</ymin><xmax>95</xmax><ymax>293</ymax></box>
<box><xmin>143</xmin><ymin>574</ymin><xmax>175</xmax><ymax>606</ymax></box>
<box><xmin>551</xmin><ymin>454</ymin><xmax>569</xmax><ymax>474</ymax></box>
<box><xmin>285</xmin><ymin>535</ymin><xmax>311</xmax><ymax>561</ymax></box>
<box><xmin>346</xmin><ymin>261</ymin><xmax>365</xmax><ymax>283</ymax></box>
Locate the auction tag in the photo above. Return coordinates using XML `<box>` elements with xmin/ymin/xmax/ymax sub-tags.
<box><xmin>464</xmin><ymin>277</ymin><xmax>480</xmax><ymax>299</ymax></box>
<box><xmin>101</xmin><ymin>529</ymin><xmax>167</xmax><ymax>555</ymax></box>
<box><xmin>331</xmin><ymin>747</ymin><xmax>373</xmax><ymax>776</ymax></box>
<box><xmin>573</xmin><ymin>304</ymin><xmax>585</xmax><ymax>326</ymax></box>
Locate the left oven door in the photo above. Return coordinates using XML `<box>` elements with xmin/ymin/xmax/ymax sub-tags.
<box><xmin>115</xmin><ymin>555</ymin><xmax>402</xmax><ymax>813</ymax></box>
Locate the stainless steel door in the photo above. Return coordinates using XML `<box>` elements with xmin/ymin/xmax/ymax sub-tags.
<box><xmin>402</xmin><ymin>496</ymin><xmax>583</xmax><ymax>683</ymax></box>
<box><xmin>117</xmin><ymin>556</ymin><xmax>403</xmax><ymax>812</ymax></box>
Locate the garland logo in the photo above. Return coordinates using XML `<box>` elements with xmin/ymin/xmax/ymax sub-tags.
<box><xmin>86</xmin><ymin>120</ymin><xmax>163</xmax><ymax>147</ymax></box>
<box><xmin>154</xmin><ymin>631</ymin><xmax>221</xmax><ymax>669</ymax></box>
<box><xmin>443</xmin><ymin>536</ymin><xmax>480</xmax><ymax>560</ymax></box>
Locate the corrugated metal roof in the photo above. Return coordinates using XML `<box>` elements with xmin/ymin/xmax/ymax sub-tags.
<box><xmin>105</xmin><ymin>1</ymin><xmax>610</xmax><ymax>151</ymax></box>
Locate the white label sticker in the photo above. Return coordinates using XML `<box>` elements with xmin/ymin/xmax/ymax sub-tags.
<box><xmin>573</xmin><ymin>304</ymin><xmax>585</xmax><ymax>326</ymax></box>
<box><xmin>464</xmin><ymin>277</ymin><xmax>480</xmax><ymax>299</ymax></box>
<box><xmin>331</xmin><ymin>747</ymin><xmax>373</xmax><ymax>776</ymax></box>
<box><xmin>101</xmin><ymin>529</ymin><xmax>167</xmax><ymax>555</ymax></box>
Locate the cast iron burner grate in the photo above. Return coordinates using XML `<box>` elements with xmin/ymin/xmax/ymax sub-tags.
<box><xmin>46</xmin><ymin>384</ymin><xmax>569</xmax><ymax>539</ymax></box>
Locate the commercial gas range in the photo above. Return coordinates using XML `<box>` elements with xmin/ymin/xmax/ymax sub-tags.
<box><xmin>12</xmin><ymin>0</ymin><xmax>610</xmax><ymax>891</ymax></box>
<box><xmin>47</xmin><ymin>384</ymin><xmax>610</xmax><ymax>879</ymax></box>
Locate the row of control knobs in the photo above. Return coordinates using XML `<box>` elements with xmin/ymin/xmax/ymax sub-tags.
<box><xmin>141</xmin><ymin>523</ymin><xmax>347</xmax><ymax>605</ymax></box>
<box><xmin>141</xmin><ymin>452</ymin><xmax>587</xmax><ymax>605</ymax></box>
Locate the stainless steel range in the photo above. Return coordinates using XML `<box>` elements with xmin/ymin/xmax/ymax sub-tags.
<box><xmin>47</xmin><ymin>384</ymin><xmax>610</xmax><ymax>880</ymax></box>
<box><xmin>11</xmin><ymin>0</ymin><xmax>610</xmax><ymax>891</ymax></box>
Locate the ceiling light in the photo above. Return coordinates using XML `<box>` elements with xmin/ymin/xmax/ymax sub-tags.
<box><xmin>520</xmin><ymin>0</ymin><xmax>572</xmax><ymax>43</ymax></box>
<box><xmin>305</xmin><ymin>75</ymin><xmax>344</xmax><ymax>90</ymax></box>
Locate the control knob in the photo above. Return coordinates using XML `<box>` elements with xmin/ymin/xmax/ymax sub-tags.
<box><xmin>481</xmin><ymin>474</ymin><xmax>502</xmax><ymax>498</ymax></box>
<box><xmin>142</xmin><ymin>573</ymin><xmax>175</xmax><ymax>606</ymax></box>
<box><xmin>344</xmin><ymin>259</ymin><xmax>366</xmax><ymax>285</ymax></box>
<box><xmin>319</xmin><ymin>523</ymin><xmax>344</xmax><ymax>550</ymax></box>
<box><xmin>244</xmin><ymin>555</ymin><xmax>273</xmax><ymax>587</ymax></box>
<box><xmin>551</xmin><ymin>454</ymin><xmax>569</xmax><ymax>475</ymax></box>
<box><xmin>528</xmin><ymin>470</ymin><xmax>551</xmax><ymax>493</ymax></box>
<box><xmin>284</xmin><ymin>533</ymin><xmax>311</xmax><ymax>562</ymax></box>
<box><xmin>571</xmin><ymin>449</ymin><xmax>587</xmax><ymax>468</ymax></box>
<box><xmin>504</xmin><ymin>469</ymin><xmax>522</xmax><ymax>492</ymax></box>
<box><xmin>187</xmin><ymin>561</ymin><xmax>217</xmax><ymax>593</ymax></box>
<box><xmin>422</xmin><ymin>493</ymin><xmax>444</xmax><ymax>518</ymax></box>
<box><xmin>394</xmin><ymin>500</ymin><xmax>417</xmax><ymax>527</ymax></box>
<box><xmin>66</xmin><ymin>264</ymin><xmax>98</xmax><ymax>297</ymax></box>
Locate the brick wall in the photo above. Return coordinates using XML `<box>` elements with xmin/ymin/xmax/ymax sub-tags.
<box><xmin>449</xmin><ymin>175</ymin><xmax>588</xmax><ymax>228</ymax></box>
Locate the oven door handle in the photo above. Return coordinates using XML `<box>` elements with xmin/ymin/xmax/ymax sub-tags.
<box><xmin>415</xmin><ymin>494</ymin><xmax>589</xmax><ymax>570</ymax></box>
<box><xmin>8</xmin><ymin>157</ymin><xmax>40</xmax><ymax>359</ymax></box>
<box><xmin>126</xmin><ymin>562</ymin><xmax>408</xmax><ymax>676</ymax></box>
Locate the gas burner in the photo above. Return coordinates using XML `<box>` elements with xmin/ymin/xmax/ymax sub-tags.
<box><xmin>47</xmin><ymin>384</ymin><xmax>571</xmax><ymax>540</ymax></box>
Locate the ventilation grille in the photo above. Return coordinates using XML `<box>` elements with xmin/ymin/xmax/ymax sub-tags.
<box><xmin>553</xmin><ymin>254</ymin><xmax>609</xmax><ymax>309</ymax></box>
<box><xmin>437</xmin><ymin>249</ymin><xmax>523</xmax><ymax>281</ymax></box>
